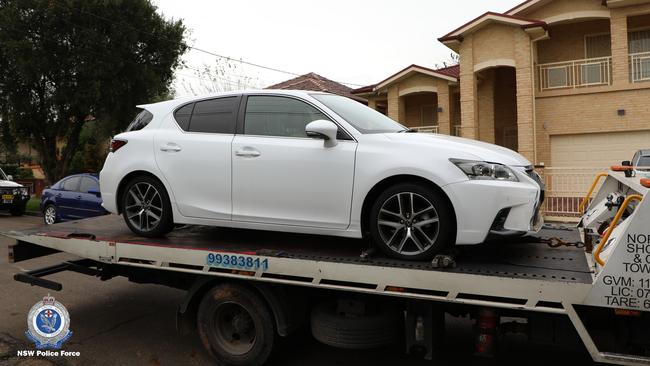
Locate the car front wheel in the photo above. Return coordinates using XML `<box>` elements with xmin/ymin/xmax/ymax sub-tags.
<box><xmin>369</xmin><ymin>183</ymin><xmax>453</xmax><ymax>260</ymax></box>
<box><xmin>121</xmin><ymin>175</ymin><xmax>174</xmax><ymax>237</ymax></box>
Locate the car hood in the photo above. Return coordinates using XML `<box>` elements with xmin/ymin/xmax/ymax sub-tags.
<box><xmin>0</xmin><ymin>180</ymin><xmax>23</xmax><ymax>188</ymax></box>
<box><xmin>383</xmin><ymin>133</ymin><xmax>532</xmax><ymax>167</ymax></box>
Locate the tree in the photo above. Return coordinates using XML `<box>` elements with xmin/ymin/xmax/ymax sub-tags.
<box><xmin>434</xmin><ymin>53</ymin><xmax>460</xmax><ymax>69</ymax></box>
<box><xmin>0</xmin><ymin>0</ymin><xmax>187</xmax><ymax>183</ymax></box>
<box><xmin>180</xmin><ymin>58</ymin><xmax>261</xmax><ymax>96</ymax></box>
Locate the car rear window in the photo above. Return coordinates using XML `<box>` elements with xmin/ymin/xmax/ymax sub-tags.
<box><xmin>173</xmin><ymin>97</ymin><xmax>238</xmax><ymax>134</ymax></box>
<box><xmin>126</xmin><ymin>110</ymin><xmax>154</xmax><ymax>132</ymax></box>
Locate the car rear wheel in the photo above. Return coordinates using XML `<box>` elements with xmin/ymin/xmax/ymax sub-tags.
<box><xmin>369</xmin><ymin>182</ymin><xmax>453</xmax><ymax>260</ymax></box>
<box><xmin>121</xmin><ymin>175</ymin><xmax>173</xmax><ymax>237</ymax></box>
<box><xmin>43</xmin><ymin>204</ymin><xmax>57</xmax><ymax>225</ymax></box>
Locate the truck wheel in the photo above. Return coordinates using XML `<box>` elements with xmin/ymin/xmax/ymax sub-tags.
<box><xmin>197</xmin><ymin>284</ymin><xmax>275</xmax><ymax>366</ymax></box>
<box><xmin>369</xmin><ymin>182</ymin><xmax>453</xmax><ymax>260</ymax></box>
<box><xmin>311</xmin><ymin>300</ymin><xmax>400</xmax><ymax>349</ymax></box>
<box><xmin>121</xmin><ymin>175</ymin><xmax>173</xmax><ymax>237</ymax></box>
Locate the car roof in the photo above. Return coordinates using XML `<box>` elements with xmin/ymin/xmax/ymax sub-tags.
<box><xmin>136</xmin><ymin>89</ymin><xmax>332</xmax><ymax>114</ymax></box>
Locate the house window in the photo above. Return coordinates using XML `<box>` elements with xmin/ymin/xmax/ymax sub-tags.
<box><xmin>585</xmin><ymin>34</ymin><xmax>611</xmax><ymax>59</ymax></box>
<box><xmin>629</xmin><ymin>30</ymin><xmax>650</xmax><ymax>82</ymax></box>
<box><xmin>581</xmin><ymin>34</ymin><xmax>611</xmax><ymax>85</ymax></box>
<box><xmin>629</xmin><ymin>29</ymin><xmax>650</xmax><ymax>54</ymax></box>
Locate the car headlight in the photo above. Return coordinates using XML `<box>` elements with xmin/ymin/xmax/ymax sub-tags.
<box><xmin>13</xmin><ymin>187</ymin><xmax>29</xmax><ymax>196</ymax></box>
<box><xmin>450</xmin><ymin>159</ymin><xmax>519</xmax><ymax>182</ymax></box>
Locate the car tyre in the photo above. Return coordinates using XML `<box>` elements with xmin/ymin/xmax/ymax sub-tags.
<box><xmin>43</xmin><ymin>204</ymin><xmax>58</xmax><ymax>224</ymax></box>
<box><xmin>369</xmin><ymin>182</ymin><xmax>453</xmax><ymax>260</ymax></box>
<box><xmin>197</xmin><ymin>284</ymin><xmax>275</xmax><ymax>366</ymax></box>
<box><xmin>121</xmin><ymin>175</ymin><xmax>173</xmax><ymax>237</ymax></box>
<box><xmin>10</xmin><ymin>205</ymin><xmax>25</xmax><ymax>217</ymax></box>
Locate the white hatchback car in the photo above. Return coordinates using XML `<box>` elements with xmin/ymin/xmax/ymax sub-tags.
<box><xmin>100</xmin><ymin>90</ymin><xmax>543</xmax><ymax>260</ymax></box>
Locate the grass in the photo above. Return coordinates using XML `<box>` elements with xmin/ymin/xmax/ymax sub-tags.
<box><xmin>26</xmin><ymin>197</ymin><xmax>41</xmax><ymax>213</ymax></box>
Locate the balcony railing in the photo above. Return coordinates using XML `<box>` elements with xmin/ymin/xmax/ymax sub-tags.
<box><xmin>413</xmin><ymin>125</ymin><xmax>439</xmax><ymax>134</ymax></box>
<box><xmin>453</xmin><ymin>125</ymin><xmax>461</xmax><ymax>137</ymax></box>
<box><xmin>538</xmin><ymin>56</ymin><xmax>612</xmax><ymax>91</ymax></box>
<box><xmin>630</xmin><ymin>52</ymin><xmax>650</xmax><ymax>83</ymax></box>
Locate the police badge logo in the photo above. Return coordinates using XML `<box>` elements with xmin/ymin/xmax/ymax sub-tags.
<box><xmin>26</xmin><ymin>294</ymin><xmax>72</xmax><ymax>349</ymax></box>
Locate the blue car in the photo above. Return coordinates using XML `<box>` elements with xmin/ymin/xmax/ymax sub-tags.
<box><xmin>40</xmin><ymin>173</ymin><xmax>108</xmax><ymax>225</ymax></box>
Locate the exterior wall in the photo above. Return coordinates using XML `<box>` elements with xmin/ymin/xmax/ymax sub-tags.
<box><xmin>535</xmin><ymin>87</ymin><xmax>650</xmax><ymax>165</ymax></box>
<box><xmin>515</xmin><ymin>30</ymin><xmax>536</xmax><ymax>162</ymax></box>
<box><xmin>472</xmin><ymin>24</ymin><xmax>516</xmax><ymax>66</ymax></box>
<box><xmin>459</xmin><ymin>35</ymin><xmax>478</xmax><ymax>139</ymax></box>
<box><xmin>403</xmin><ymin>93</ymin><xmax>438</xmax><ymax>128</ymax></box>
<box><xmin>518</xmin><ymin>0</ymin><xmax>607</xmax><ymax>20</ymax></box>
<box><xmin>536</xmin><ymin>19</ymin><xmax>611</xmax><ymax>64</ymax></box>
<box><xmin>382</xmin><ymin>73</ymin><xmax>455</xmax><ymax>133</ymax></box>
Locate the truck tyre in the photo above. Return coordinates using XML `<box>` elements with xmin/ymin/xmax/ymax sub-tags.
<box><xmin>311</xmin><ymin>301</ymin><xmax>400</xmax><ymax>349</ymax></box>
<box><xmin>197</xmin><ymin>283</ymin><xmax>275</xmax><ymax>366</ymax></box>
<box><xmin>121</xmin><ymin>175</ymin><xmax>173</xmax><ymax>237</ymax></box>
<box><xmin>369</xmin><ymin>182</ymin><xmax>453</xmax><ymax>260</ymax></box>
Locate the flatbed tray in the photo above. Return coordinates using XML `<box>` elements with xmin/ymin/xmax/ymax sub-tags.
<box><xmin>11</xmin><ymin>215</ymin><xmax>593</xmax><ymax>284</ymax></box>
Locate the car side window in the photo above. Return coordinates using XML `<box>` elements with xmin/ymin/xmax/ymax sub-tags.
<box><xmin>61</xmin><ymin>177</ymin><xmax>80</xmax><ymax>192</ymax></box>
<box><xmin>79</xmin><ymin>177</ymin><xmax>98</xmax><ymax>193</ymax></box>
<box><xmin>184</xmin><ymin>97</ymin><xmax>238</xmax><ymax>134</ymax></box>
<box><xmin>244</xmin><ymin>96</ymin><xmax>331</xmax><ymax>138</ymax></box>
<box><xmin>173</xmin><ymin>103</ymin><xmax>194</xmax><ymax>131</ymax></box>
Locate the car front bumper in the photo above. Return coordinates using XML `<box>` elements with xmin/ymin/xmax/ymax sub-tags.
<box><xmin>0</xmin><ymin>191</ymin><xmax>29</xmax><ymax>211</ymax></box>
<box><xmin>442</xmin><ymin>173</ymin><xmax>543</xmax><ymax>245</ymax></box>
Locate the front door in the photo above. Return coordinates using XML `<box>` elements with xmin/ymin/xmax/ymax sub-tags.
<box><xmin>154</xmin><ymin>96</ymin><xmax>240</xmax><ymax>220</ymax></box>
<box><xmin>231</xmin><ymin>95</ymin><xmax>356</xmax><ymax>229</ymax></box>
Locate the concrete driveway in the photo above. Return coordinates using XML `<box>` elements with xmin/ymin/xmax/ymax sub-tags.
<box><xmin>0</xmin><ymin>214</ymin><xmax>594</xmax><ymax>365</ymax></box>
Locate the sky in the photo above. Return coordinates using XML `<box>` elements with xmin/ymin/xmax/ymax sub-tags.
<box><xmin>152</xmin><ymin>0</ymin><xmax>524</xmax><ymax>96</ymax></box>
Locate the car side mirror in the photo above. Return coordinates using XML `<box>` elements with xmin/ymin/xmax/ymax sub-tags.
<box><xmin>6</xmin><ymin>175</ymin><xmax>13</xmax><ymax>181</ymax></box>
<box><xmin>88</xmin><ymin>187</ymin><xmax>101</xmax><ymax>197</ymax></box>
<box><xmin>305</xmin><ymin>120</ymin><xmax>338</xmax><ymax>147</ymax></box>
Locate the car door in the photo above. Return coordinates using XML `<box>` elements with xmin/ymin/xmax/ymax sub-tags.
<box><xmin>78</xmin><ymin>176</ymin><xmax>104</xmax><ymax>217</ymax></box>
<box><xmin>154</xmin><ymin>96</ymin><xmax>240</xmax><ymax>220</ymax></box>
<box><xmin>231</xmin><ymin>95</ymin><xmax>357</xmax><ymax>229</ymax></box>
<box><xmin>57</xmin><ymin>176</ymin><xmax>82</xmax><ymax>220</ymax></box>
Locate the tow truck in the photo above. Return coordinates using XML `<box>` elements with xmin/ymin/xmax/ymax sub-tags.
<box><xmin>4</xmin><ymin>169</ymin><xmax>650</xmax><ymax>365</ymax></box>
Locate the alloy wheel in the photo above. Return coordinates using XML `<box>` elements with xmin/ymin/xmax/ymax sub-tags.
<box><xmin>124</xmin><ymin>182</ymin><xmax>163</xmax><ymax>232</ymax></box>
<box><xmin>377</xmin><ymin>192</ymin><xmax>440</xmax><ymax>256</ymax></box>
<box><xmin>44</xmin><ymin>206</ymin><xmax>56</xmax><ymax>225</ymax></box>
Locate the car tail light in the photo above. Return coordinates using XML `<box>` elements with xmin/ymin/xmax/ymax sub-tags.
<box><xmin>110</xmin><ymin>139</ymin><xmax>127</xmax><ymax>153</ymax></box>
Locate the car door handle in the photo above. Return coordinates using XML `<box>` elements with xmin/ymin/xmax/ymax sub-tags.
<box><xmin>76</xmin><ymin>195</ymin><xmax>82</xmax><ymax>199</ymax></box>
<box><xmin>160</xmin><ymin>144</ymin><xmax>182</xmax><ymax>152</ymax></box>
<box><xmin>56</xmin><ymin>193</ymin><xmax>62</xmax><ymax>198</ymax></box>
<box><xmin>235</xmin><ymin>148</ymin><xmax>261</xmax><ymax>158</ymax></box>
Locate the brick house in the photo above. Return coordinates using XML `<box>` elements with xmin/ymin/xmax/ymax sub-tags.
<box><xmin>353</xmin><ymin>0</ymin><xmax>650</xmax><ymax>219</ymax></box>
<box><xmin>267</xmin><ymin>72</ymin><xmax>367</xmax><ymax>104</ymax></box>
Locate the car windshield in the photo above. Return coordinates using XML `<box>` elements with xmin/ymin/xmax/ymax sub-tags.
<box><xmin>0</xmin><ymin>167</ymin><xmax>7</xmax><ymax>180</ymax></box>
<box><xmin>311</xmin><ymin>94</ymin><xmax>406</xmax><ymax>134</ymax></box>
<box><xmin>638</xmin><ymin>156</ymin><xmax>650</xmax><ymax>169</ymax></box>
